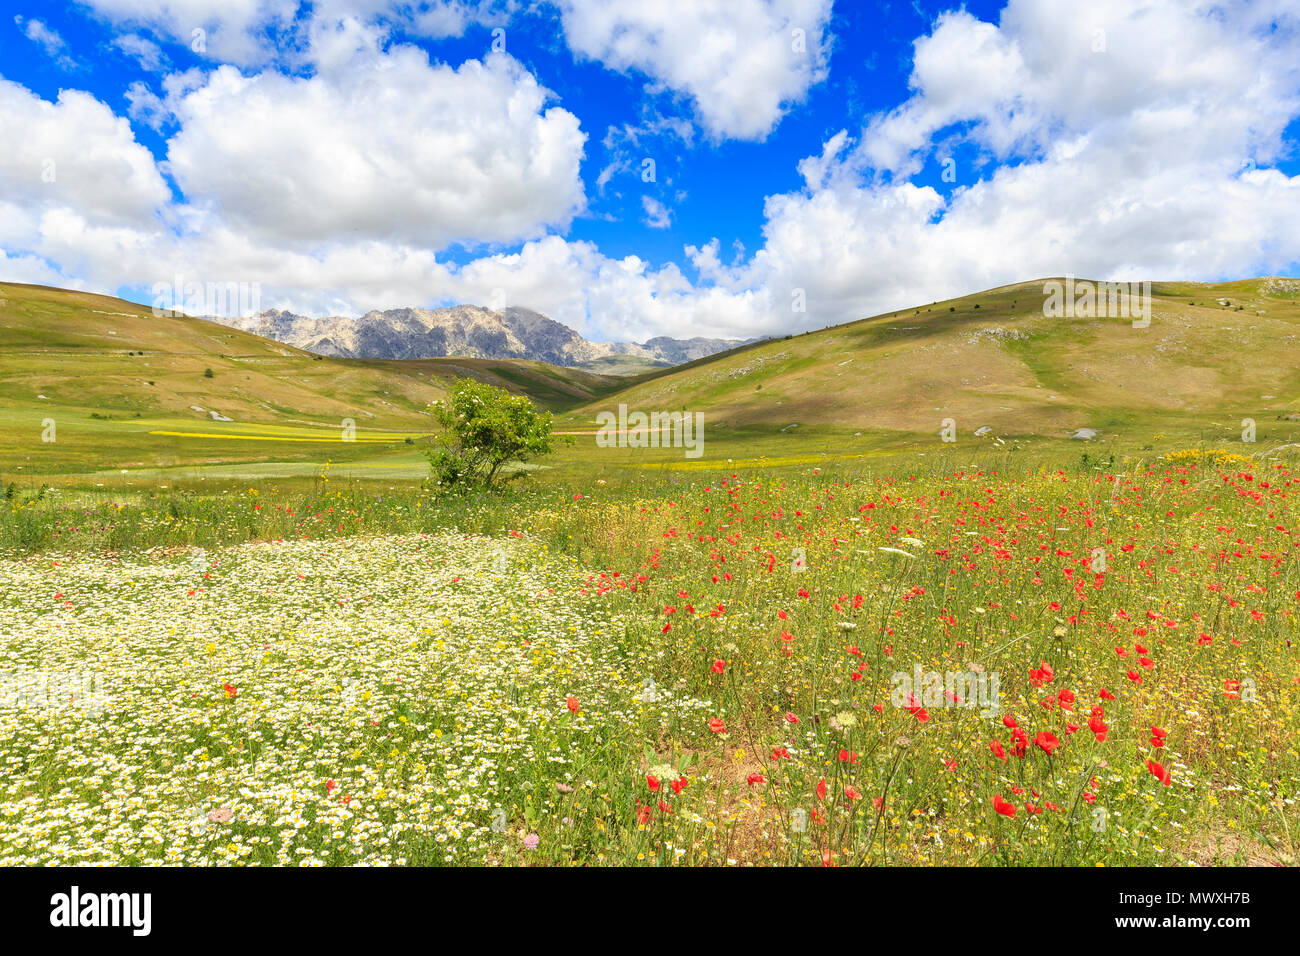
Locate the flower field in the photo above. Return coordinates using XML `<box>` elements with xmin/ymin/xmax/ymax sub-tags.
<box><xmin>1</xmin><ymin>457</ymin><xmax>1298</xmax><ymax>866</ymax></box>
<box><xmin>0</xmin><ymin>534</ymin><xmax>711</xmax><ymax>865</ymax></box>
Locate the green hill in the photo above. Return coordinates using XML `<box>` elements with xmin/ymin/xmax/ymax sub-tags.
<box><xmin>565</xmin><ymin>276</ymin><xmax>1300</xmax><ymax>453</ymax></box>
<box><xmin>0</xmin><ymin>282</ymin><xmax>625</xmax><ymax>478</ymax></box>
<box><xmin>6</xmin><ymin>276</ymin><xmax>1300</xmax><ymax>483</ymax></box>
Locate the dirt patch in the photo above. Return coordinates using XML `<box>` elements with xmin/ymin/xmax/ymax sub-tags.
<box><xmin>1182</xmin><ymin>830</ymin><xmax>1287</xmax><ymax>866</ymax></box>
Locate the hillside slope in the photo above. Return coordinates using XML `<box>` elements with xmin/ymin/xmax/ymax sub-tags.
<box><xmin>571</xmin><ymin>277</ymin><xmax>1300</xmax><ymax>447</ymax></box>
<box><xmin>0</xmin><ymin>283</ymin><xmax>624</xmax><ymax>424</ymax></box>
<box><xmin>0</xmin><ymin>282</ymin><xmax>628</xmax><ymax>476</ymax></box>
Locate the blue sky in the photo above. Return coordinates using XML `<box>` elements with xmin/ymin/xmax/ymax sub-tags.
<box><xmin>1</xmin><ymin>0</ymin><xmax>1298</xmax><ymax>342</ymax></box>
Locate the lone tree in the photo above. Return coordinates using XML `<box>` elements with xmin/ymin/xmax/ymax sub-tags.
<box><xmin>426</xmin><ymin>379</ymin><xmax>561</xmax><ymax>488</ymax></box>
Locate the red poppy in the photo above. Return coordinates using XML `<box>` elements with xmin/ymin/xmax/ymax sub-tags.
<box><xmin>1088</xmin><ymin>714</ymin><xmax>1109</xmax><ymax>742</ymax></box>
<box><xmin>993</xmin><ymin>794</ymin><xmax>1016</xmax><ymax>817</ymax></box>
<box><xmin>1147</xmin><ymin>759</ymin><xmax>1172</xmax><ymax>785</ymax></box>
<box><xmin>1011</xmin><ymin>727</ymin><xmax>1029</xmax><ymax>757</ymax></box>
<box><xmin>1034</xmin><ymin>731</ymin><xmax>1062</xmax><ymax>755</ymax></box>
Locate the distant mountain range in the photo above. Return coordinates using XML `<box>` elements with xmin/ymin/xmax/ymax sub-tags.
<box><xmin>210</xmin><ymin>305</ymin><xmax>752</xmax><ymax>370</ymax></box>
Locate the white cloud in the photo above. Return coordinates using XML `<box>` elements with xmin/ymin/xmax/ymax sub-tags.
<box><xmin>163</xmin><ymin>49</ymin><xmax>587</xmax><ymax>249</ymax></box>
<box><xmin>125</xmin><ymin>81</ymin><xmax>169</xmax><ymax>130</ymax></box>
<box><xmin>114</xmin><ymin>33</ymin><xmax>169</xmax><ymax>72</ymax></box>
<box><xmin>596</xmin><ymin>114</ymin><xmax>695</xmax><ymax>196</ymax></box>
<box><xmin>13</xmin><ymin>16</ymin><xmax>78</xmax><ymax>70</ymax></box>
<box><xmin>80</xmin><ymin>0</ymin><xmax>517</xmax><ymax>67</ymax></box>
<box><xmin>0</xmin><ymin>79</ymin><xmax>170</xmax><ymax>227</ymax></box>
<box><xmin>4</xmin><ymin>0</ymin><xmax>1300</xmax><ymax>347</ymax></box>
<box><xmin>77</xmin><ymin>0</ymin><xmax>300</xmax><ymax>65</ymax></box>
<box><xmin>403</xmin><ymin>0</ymin><xmax>517</xmax><ymax>40</ymax></box>
<box><xmin>861</xmin><ymin>1</ymin><xmax>1300</xmax><ymax>175</ymax></box>
<box><xmin>555</xmin><ymin>0</ymin><xmax>833</xmax><ymax>141</ymax></box>
<box><xmin>685</xmin><ymin>0</ymin><xmax>1300</xmax><ymax>334</ymax></box>
<box><xmin>641</xmin><ymin>196</ymin><xmax>672</xmax><ymax>229</ymax></box>
<box><xmin>0</xmin><ymin>246</ymin><xmax>71</xmax><ymax>287</ymax></box>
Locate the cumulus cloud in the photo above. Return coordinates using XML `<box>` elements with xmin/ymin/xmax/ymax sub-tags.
<box><xmin>3</xmin><ymin>0</ymin><xmax>1300</xmax><ymax>345</ymax></box>
<box><xmin>555</xmin><ymin>0</ymin><xmax>833</xmax><ymax>141</ymax></box>
<box><xmin>163</xmin><ymin>48</ymin><xmax>587</xmax><ymax>249</ymax></box>
<box><xmin>80</xmin><ymin>0</ymin><xmax>831</xmax><ymax>144</ymax></box>
<box><xmin>0</xmin><ymin>79</ymin><xmax>170</xmax><ymax>227</ymax></box>
<box><xmin>860</xmin><ymin>0</ymin><xmax>1300</xmax><ymax>176</ymax></box>
<box><xmin>691</xmin><ymin>0</ymin><xmax>1300</xmax><ymax>334</ymax></box>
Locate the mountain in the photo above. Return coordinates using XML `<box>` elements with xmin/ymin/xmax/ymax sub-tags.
<box><xmin>212</xmin><ymin>304</ymin><xmax>750</xmax><ymax>369</ymax></box>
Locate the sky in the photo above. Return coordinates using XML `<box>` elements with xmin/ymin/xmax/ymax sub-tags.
<box><xmin>1</xmin><ymin>0</ymin><xmax>1299</xmax><ymax>344</ymax></box>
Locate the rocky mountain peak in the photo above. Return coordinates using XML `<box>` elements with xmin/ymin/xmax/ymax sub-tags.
<box><xmin>211</xmin><ymin>304</ymin><xmax>752</xmax><ymax>369</ymax></box>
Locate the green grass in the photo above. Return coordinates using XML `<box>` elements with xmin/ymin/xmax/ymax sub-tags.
<box><xmin>2</xmin><ymin>445</ymin><xmax>1296</xmax><ymax>865</ymax></box>
<box><xmin>2</xmin><ymin>278</ymin><xmax>1298</xmax><ymax>866</ymax></box>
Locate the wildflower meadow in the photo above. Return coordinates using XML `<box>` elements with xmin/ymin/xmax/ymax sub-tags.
<box><xmin>2</xmin><ymin>453</ymin><xmax>1295</xmax><ymax>867</ymax></box>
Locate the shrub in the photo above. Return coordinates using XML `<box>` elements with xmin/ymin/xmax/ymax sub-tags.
<box><xmin>426</xmin><ymin>379</ymin><xmax>562</xmax><ymax>489</ymax></box>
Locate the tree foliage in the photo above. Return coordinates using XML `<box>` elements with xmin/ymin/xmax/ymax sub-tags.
<box><xmin>425</xmin><ymin>379</ymin><xmax>560</xmax><ymax>489</ymax></box>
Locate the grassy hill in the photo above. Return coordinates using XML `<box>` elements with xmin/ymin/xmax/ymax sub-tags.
<box><xmin>6</xmin><ymin>276</ymin><xmax>1300</xmax><ymax>485</ymax></box>
<box><xmin>566</xmin><ymin>276</ymin><xmax>1300</xmax><ymax>455</ymax></box>
<box><xmin>0</xmin><ymin>282</ymin><xmax>625</xmax><ymax>478</ymax></box>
